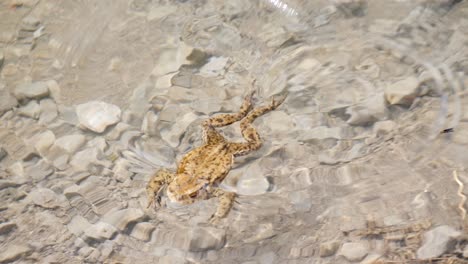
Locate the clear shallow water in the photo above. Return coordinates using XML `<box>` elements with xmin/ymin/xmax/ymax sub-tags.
<box><xmin>0</xmin><ymin>0</ymin><xmax>467</xmax><ymax>263</ymax></box>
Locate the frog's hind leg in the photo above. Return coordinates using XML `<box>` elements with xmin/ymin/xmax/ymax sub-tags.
<box><xmin>209</xmin><ymin>188</ymin><xmax>236</xmax><ymax>224</ymax></box>
<box><xmin>229</xmin><ymin>94</ymin><xmax>287</xmax><ymax>156</ymax></box>
<box><xmin>146</xmin><ymin>168</ymin><xmax>175</xmax><ymax>209</ymax></box>
<box><xmin>202</xmin><ymin>91</ymin><xmax>255</xmax><ymax>144</ymax></box>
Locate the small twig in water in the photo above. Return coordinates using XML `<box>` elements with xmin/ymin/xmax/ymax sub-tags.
<box><xmin>453</xmin><ymin>170</ymin><xmax>466</xmax><ymax>222</ymax></box>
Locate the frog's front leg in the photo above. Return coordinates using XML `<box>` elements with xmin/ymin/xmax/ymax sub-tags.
<box><xmin>209</xmin><ymin>188</ymin><xmax>236</xmax><ymax>224</ymax></box>
<box><xmin>146</xmin><ymin>168</ymin><xmax>175</xmax><ymax>209</ymax></box>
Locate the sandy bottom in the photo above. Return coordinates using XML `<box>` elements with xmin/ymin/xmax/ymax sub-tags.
<box><xmin>1</xmin><ymin>0</ymin><xmax>468</xmax><ymax>263</ymax></box>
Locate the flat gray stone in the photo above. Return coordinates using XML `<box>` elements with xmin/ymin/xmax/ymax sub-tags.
<box><xmin>28</xmin><ymin>187</ymin><xmax>63</xmax><ymax>208</ymax></box>
<box><xmin>76</xmin><ymin>101</ymin><xmax>121</xmax><ymax>133</ymax></box>
<box><xmin>130</xmin><ymin>222</ymin><xmax>155</xmax><ymax>241</ymax></box>
<box><xmin>67</xmin><ymin>215</ymin><xmax>91</xmax><ymax>236</ymax></box>
<box><xmin>83</xmin><ymin>222</ymin><xmax>117</xmax><ymax>242</ymax></box>
<box><xmin>338</xmin><ymin>242</ymin><xmax>368</xmax><ymax>262</ymax></box>
<box><xmin>346</xmin><ymin>93</ymin><xmax>387</xmax><ymax>126</ymax></box>
<box><xmin>102</xmin><ymin>208</ymin><xmax>145</xmax><ymax>231</ymax></box>
<box><xmin>0</xmin><ymin>221</ymin><xmax>17</xmax><ymax>235</ymax></box>
<box><xmin>319</xmin><ymin>240</ymin><xmax>340</xmax><ymax>257</ymax></box>
<box><xmin>187</xmin><ymin>227</ymin><xmax>226</xmax><ymax>252</ymax></box>
<box><xmin>385</xmin><ymin>76</ymin><xmax>420</xmax><ymax>106</ymax></box>
<box><xmin>18</xmin><ymin>100</ymin><xmax>40</xmax><ymax>119</ymax></box>
<box><xmin>0</xmin><ymin>244</ymin><xmax>32</xmax><ymax>263</ymax></box>
<box><xmin>0</xmin><ymin>87</ymin><xmax>18</xmax><ymax>116</ymax></box>
<box><xmin>14</xmin><ymin>81</ymin><xmax>49</xmax><ymax>101</ymax></box>
<box><xmin>417</xmin><ymin>225</ymin><xmax>460</xmax><ymax>259</ymax></box>
<box><xmin>54</xmin><ymin>134</ymin><xmax>86</xmax><ymax>153</ymax></box>
<box><xmin>39</xmin><ymin>98</ymin><xmax>58</xmax><ymax>124</ymax></box>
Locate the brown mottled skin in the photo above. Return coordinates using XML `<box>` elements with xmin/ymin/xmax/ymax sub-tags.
<box><xmin>146</xmin><ymin>91</ymin><xmax>286</xmax><ymax>223</ymax></box>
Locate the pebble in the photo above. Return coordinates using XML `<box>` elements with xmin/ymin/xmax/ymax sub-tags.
<box><xmin>360</xmin><ymin>253</ymin><xmax>383</xmax><ymax>264</ymax></box>
<box><xmin>463</xmin><ymin>245</ymin><xmax>468</xmax><ymax>258</ymax></box>
<box><xmin>298</xmin><ymin>126</ymin><xmax>343</xmax><ymax>141</ymax></box>
<box><xmin>130</xmin><ymin>222</ymin><xmax>156</xmax><ymax>241</ymax></box>
<box><xmin>83</xmin><ymin>222</ymin><xmax>118</xmax><ymax>242</ymax></box>
<box><xmin>0</xmin><ymin>244</ymin><xmax>32</xmax><ymax>263</ymax></box>
<box><xmin>199</xmin><ymin>56</ymin><xmax>229</xmax><ymax>77</ymax></box>
<box><xmin>69</xmin><ymin>147</ymin><xmax>99</xmax><ymax>171</ymax></box>
<box><xmin>28</xmin><ymin>187</ymin><xmax>63</xmax><ymax>209</ymax></box>
<box><xmin>39</xmin><ymin>98</ymin><xmax>58</xmax><ymax>124</ymax></box>
<box><xmin>25</xmin><ymin>160</ymin><xmax>54</xmax><ymax>181</ymax></box>
<box><xmin>151</xmin><ymin>43</ymin><xmax>192</xmax><ymax>77</ymax></box>
<box><xmin>29</xmin><ymin>130</ymin><xmax>55</xmax><ymax>156</ymax></box>
<box><xmin>384</xmin><ymin>76</ymin><xmax>421</xmax><ymax>106</ymax></box>
<box><xmin>159</xmin><ymin>111</ymin><xmax>198</xmax><ymax>148</ymax></box>
<box><xmin>67</xmin><ymin>215</ymin><xmax>91</xmax><ymax>237</ymax></box>
<box><xmin>78</xmin><ymin>246</ymin><xmax>100</xmax><ymax>263</ymax></box>
<box><xmin>258</xmin><ymin>251</ymin><xmax>278</xmax><ymax>264</ymax></box>
<box><xmin>346</xmin><ymin>93</ymin><xmax>387</xmax><ymax>126</ymax></box>
<box><xmin>54</xmin><ymin>134</ymin><xmax>86</xmax><ymax>154</ymax></box>
<box><xmin>0</xmin><ymin>221</ymin><xmax>17</xmax><ymax>235</ymax></box>
<box><xmin>236</xmin><ymin>164</ymin><xmax>272</xmax><ymax>195</ymax></box>
<box><xmin>13</xmin><ymin>81</ymin><xmax>50</xmax><ymax>101</ymax></box>
<box><xmin>417</xmin><ymin>225</ymin><xmax>461</xmax><ymax>259</ymax></box>
<box><xmin>243</xmin><ymin>223</ymin><xmax>276</xmax><ymax>244</ymax></box>
<box><xmin>319</xmin><ymin>240</ymin><xmax>340</xmax><ymax>257</ymax></box>
<box><xmin>76</xmin><ymin>101</ymin><xmax>121</xmax><ymax>133</ymax></box>
<box><xmin>147</xmin><ymin>5</ymin><xmax>177</xmax><ymax>21</ymax></box>
<box><xmin>57</xmin><ymin>105</ymin><xmax>78</xmax><ymax>125</ymax></box>
<box><xmin>46</xmin><ymin>80</ymin><xmax>61</xmax><ymax>103</ymax></box>
<box><xmin>21</xmin><ymin>15</ymin><xmax>40</xmax><ymax>31</ymax></box>
<box><xmin>338</xmin><ymin>242</ymin><xmax>368</xmax><ymax>262</ymax></box>
<box><xmin>18</xmin><ymin>100</ymin><xmax>40</xmax><ymax>119</ymax></box>
<box><xmin>101</xmin><ymin>208</ymin><xmax>145</xmax><ymax>231</ymax></box>
<box><xmin>187</xmin><ymin>227</ymin><xmax>226</xmax><ymax>252</ymax></box>
<box><xmin>373</xmin><ymin>120</ymin><xmax>396</xmax><ymax>136</ymax></box>
<box><xmin>112</xmin><ymin>158</ymin><xmax>133</xmax><ymax>182</ymax></box>
<box><xmin>0</xmin><ymin>86</ymin><xmax>18</xmax><ymax>116</ymax></box>
<box><xmin>141</xmin><ymin>111</ymin><xmax>159</xmax><ymax>136</ymax></box>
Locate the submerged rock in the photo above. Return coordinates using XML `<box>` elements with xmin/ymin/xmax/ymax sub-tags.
<box><xmin>0</xmin><ymin>86</ymin><xmax>18</xmax><ymax>116</ymax></box>
<box><xmin>130</xmin><ymin>222</ymin><xmax>155</xmax><ymax>241</ymax></box>
<box><xmin>319</xmin><ymin>240</ymin><xmax>340</xmax><ymax>257</ymax></box>
<box><xmin>101</xmin><ymin>208</ymin><xmax>145</xmax><ymax>231</ymax></box>
<box><xmin>338</xmin><ymin>242</ymin><xmax>368</xmax><ymax>262</ymax></box>
<box><xmin>417</xmin><ymin>225</ymin><xmax>460</xmax><ymax>259</ymax></box>
<box><xmin>18</xmin><ymin>100</ymin><xmax>40</xmax><ymax>119</ymax></box>
<box><xmin>83</xmin><ymin>222</ymin><xmax>117</xmax><ymax>242</ymax></box>
<box><xmin>54</xmin><ymin>134</ymin><xmax>86</xmax><ymax>154</ymax></box>
<box><xmin>0</xmin><ymin>244</ymin><xmax>32</xmax><ymax>263</ymax></box>
<box><xmin>384</xmin><ymin>76</ymin><xmax>421</xmax><ymax>106</ymax></box>
<box><xmin>76</xmin><ymin>101</ymin><xmax>121</xmax><ymax>133</ymax></box>
<box><xmin>346</xmin><ymin>93</ymin><xmax>387</xmax><ymax>126</ymax></box>
<box><xmin>28</xmin><ymin>188</ymin><xmax>64</xmax><ymax>209</ymax></box>
<box><xmin>39</xmin><ymin>98</ymin><xmax>58</xmax><ymax>124</ymax></box>
<box><xmin>14</xmin><ymin>81</ymin><xmax>49</xmax><ymax>101</ymax></box>
<box><xmin>187</xmin><ymin>227</ymin><xmax>226</xmax><ymax>252</ymax></box>
<box><xmin>236</xmin><ymin>164</ymin><xmax>273</xmax><ymax>195</ymax></box>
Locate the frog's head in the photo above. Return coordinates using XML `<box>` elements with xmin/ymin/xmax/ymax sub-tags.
<box><xmin>167</xmin><ymin>173</ymin><xmax>209</xmax><ymax>204</ymax></box>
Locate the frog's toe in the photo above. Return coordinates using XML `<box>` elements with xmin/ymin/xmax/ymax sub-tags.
<box><xmin>270</xmin><ymin>92</ymin><xmax>288</xmax><ymax>109</ymax></box>
<box><xmin>208</xmin><ymin>214</ymin><xmax>222</xmax><ymax>225</ymax></box>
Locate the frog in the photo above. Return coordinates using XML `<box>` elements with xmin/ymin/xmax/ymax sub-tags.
<box><xmin>146</xmin><ymin>90</ymin><xmax>287</xmax><ymax>223</ymax></box>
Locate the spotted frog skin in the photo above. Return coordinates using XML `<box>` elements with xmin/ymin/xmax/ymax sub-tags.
<box><xmin>146</xmin><ymin>91</ymin><xmax>286</xmax><ymax>223</ymax></box>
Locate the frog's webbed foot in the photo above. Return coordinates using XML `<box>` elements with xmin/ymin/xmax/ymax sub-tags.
<box><xmin>146</xmin><ymin>169</ymin><xmax>174</xmax><ymax>210</ymax></box>
<box><xmin>208</xmin><ymin>188</ymin><xmax>236</xmax><ymax>224</ymax></box>
<box><xmin>269</xmin><ymin>91</ymin><xmax>288</xmax><ymax>110</ymax></box>
<box><xmin>147</xmin><ymin>186</ymin><xmax>165</xmax><ymax>209</ymax></box>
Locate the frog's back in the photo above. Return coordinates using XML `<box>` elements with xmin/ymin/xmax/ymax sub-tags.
<box><xmin>177</xmin><ymin>143</ymin><xmax>233</xmax><ymax>183</ymax></box>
